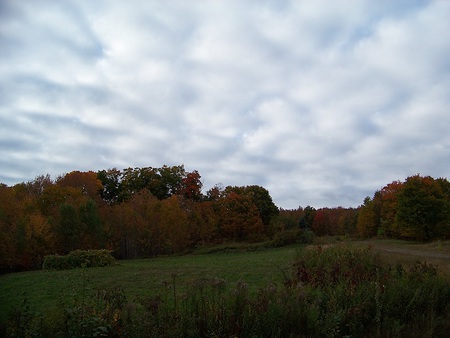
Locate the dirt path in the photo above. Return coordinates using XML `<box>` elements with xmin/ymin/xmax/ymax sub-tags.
<box><xmin>309</xmin><ymin>240</ymin><xmax>450</xmax><ymax>276</ymax></box>
<box><xmin>372</xmin><ymin>246</ymin><xmax>450</xmax><ymax>260</ymax></box>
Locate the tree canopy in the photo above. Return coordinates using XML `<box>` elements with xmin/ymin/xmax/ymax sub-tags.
<box><xmin>1</xmin><ymin>167</ymin><xmax>449</xmax><ymax>272</ymax></box>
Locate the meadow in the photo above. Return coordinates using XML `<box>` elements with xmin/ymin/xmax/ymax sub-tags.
<box><xmin>1</xmin><ymin>239</ymin><xmax>450</xmax><ymax>337</ymax></box>
<box><xmin>0</xmin><ymin>243</ymin><xmax>297</xmax><ymax>324</ymax></box>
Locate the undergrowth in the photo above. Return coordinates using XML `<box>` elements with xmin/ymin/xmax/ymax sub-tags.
<box><xmin>42</xmin><ymin>249</ymin><xmax>116</xmax><ymax>270</ymax></box>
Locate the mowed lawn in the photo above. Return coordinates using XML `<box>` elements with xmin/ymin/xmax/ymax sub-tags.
<box><xmin>0</xmin><ymin>244</ymin><xmax>300</xmax><ymax>324</ymax></box>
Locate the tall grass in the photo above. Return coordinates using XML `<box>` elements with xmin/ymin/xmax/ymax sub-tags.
<box><xmin>4</xmin><ymin>245</ymin><xmax>450</xmax><ymax>337</ymax></box>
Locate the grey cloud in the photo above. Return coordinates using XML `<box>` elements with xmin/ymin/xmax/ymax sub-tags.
<box><xmin>1</xmin><ymin>0</ymin><xmax>449</xmax><ymax>208</ymax></box>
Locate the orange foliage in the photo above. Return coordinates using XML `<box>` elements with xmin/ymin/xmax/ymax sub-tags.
<box><xmin>160</xmin><ymin>195</ymin><xmax>189</xmax><ymax>253</ymax></box>
<box><xmin>379</xmin><ymin>180</ymin><xmax>403</xmax><ymax>237</ymax></box>
<box><xmin>179</xmin><ymin>170</ymin><xmax>203</xmax><ymax>200</ymax></box>
<box><xmin>218</xmin><ymin>192</ymin><xmax>264</xmax><ymax>242</ymax></box>
<box><xmin>57</xmin><ymin>171</ymin><xmax>103</xmax><ymax>198</ymax></box>
<box><xmin>5</xmin><ymin>166</ymin><xmax>448</xmax><ymax>272</ymax></box>
<box><xmin>187</xmin><ymin>201</ymin><xmax>218</xmax><ymax>245</ymax></box>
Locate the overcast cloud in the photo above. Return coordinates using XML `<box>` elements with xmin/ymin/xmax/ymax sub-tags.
<box><xmin>1</xmin><ymin>0</ymin><xmax>449</xmax><ymax>208</ymax></box>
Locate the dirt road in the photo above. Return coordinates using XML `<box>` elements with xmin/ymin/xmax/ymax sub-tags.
<box><xmin>372</xmin><ymin>246</ymin><xmax>450</xmax><ymax>259</ymax></box>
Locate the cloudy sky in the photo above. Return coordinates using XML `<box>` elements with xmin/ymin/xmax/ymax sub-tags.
<box><xmin>1</xmin><ymin>0</ymin><xmax>449</xmax><ymax>209</ymax></box>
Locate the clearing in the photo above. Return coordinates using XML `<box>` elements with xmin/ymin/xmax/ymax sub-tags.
<box><xmin>1</xmin><ymin>239</ymin><xmax>450</xmax><ymax>326</ymax></box>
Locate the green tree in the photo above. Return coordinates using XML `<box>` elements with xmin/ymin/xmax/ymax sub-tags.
<box><xmin>97</xmin><ymin>168</ymin><xmax>123</xmax><ymax>203</ymax></box>
<box><xmin>79</xmin><ymin>199</ymin><xmax>104</xmax><ymax>249</ymax></box>
<box><xmin>57</xmin><ymin>204</ymin><xmax>82</xmax><ymax>253</ymax></box>
<box><xmin>271</xmin><ymin>208</ymin><xmax>304</xmax><ymax>233</ymax></box>
<box><xmin>337</xmin><ymin>208</ymin><xmax>358</xmax><ymax>235</ymax></box>
<box><xmin>107</xmin><ymin>198</ymin><xmax>137</xmax><ymax>259</ymax></box>
<box><xmin>299</xmin><ymin>206</ymin><xmax>316</xmax><ymax>230</ymax></box>
<box><xmin>98</xmin><ymin>165</ymin><xmax>188</xmax><ymax>203</ymax></box>
<box><xmin>396</xmin><ymin>175</ymin><xmax>450</xmax><ymax>241</ymax></box>
<box><xmin>159</xmin><ymin>165</ymin><xmax>186</xmax><ymax>198</ymax></box>
<box><xmin>436</xmin><ymin>177</ymin><xmax>450</xmax><ymax>202</ymax></box>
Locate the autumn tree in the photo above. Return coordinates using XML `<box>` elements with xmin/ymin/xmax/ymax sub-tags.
<box><xmin>186</xmin><ymin>200</ymin><xmax>218</xmax><ymax>245</ymax></box>
<box><xmin>224</xmin><ymin>185</ymin><xmax>279</xmax><ymax>227</ymax></box>
<box><xmin>25</xmin><ymin>212</ymin><xmax>53</xmax><ymax>264</ymax></box>
<box><xmin>57</xmin><ymin>171</ymin><xmax>103</xmax><ymax>201</ymax></box>
<box><xmin>37</xmin><ymin>183</ymin><xmax>67</xmax><ymax>217</ymax></box>
<box><xmin>0</xmin><ymin>184</ymin><xmax>18</xmax><ymax>270</ymax></box>
<box><xmin>218</xmin><ymin>192</ymin><xmax>264</xmax><ymax>242</ymax></box>
<box><xmin>159</xmin><ymin>195</ymin><xmax>189</xmax><ymax>253</ymax></box>
<box><xmin>25</xmin><ymin>174</ymin><xmax>52</xmax><ymax>198</ymax></box>
<box><xmin>311</xmin><ymin>207</ymin><xmax>357</xmax><ymax>236</ymax></box>
<box><xmin>270</xmin><ymin>207</ymin><xmax>304</xmax><ymax>235</ymax></box>
<box><xmin>312</xmin><ymin>209</ymin><xmax>331</xmax><ymax>236</ymax></box>
<box><xmin>336</xmin><ymin>208</ymin><xmax>358</xmax><ymax>235</ymax></box>
<box><xmin>356</xmin><ymin>197</ymin><xmax>379</xmax><ymax>238</ymax></box>
<box><xmin>107</xmin><ymin>196</ymin><xmax>139</xmax><ymax>258</ymax></box>
<box><xmin>378</xmin><ymin>181</ymin><xmax>403</xmax><ymax>237</ymax></box>
<box><xmin>129</xmin><ymin>190</ymin><xmax>161</xmax><ymax>257</ymax></box>
<box><xmin>179</xmin><ymin>170</ymin><xmax>203</xmax><ymax>201</ymax></box>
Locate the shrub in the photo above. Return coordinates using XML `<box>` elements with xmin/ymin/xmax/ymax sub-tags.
<box><xmin>288</xmin><ymin>245</ymin><xmax>450</xmax><ymax>337</ymax></box>
<box><xmin>270</xmin><ymin>228</ymin><xmax>314</xmax><ymax>247</ymax></box>
<box><xmin>300</xmin><ymin>229</ymin><xmax>315</xmax><ymax>244</ymax></box>
<box><xmin>291</xmin><ymin>245</ymin><xmax>383</xmax><ymax>288</ymax></box>
<box><xmin>43</xmin><ymin>249</ymin><xmax>115</xmax><ymax>270</ymax></box>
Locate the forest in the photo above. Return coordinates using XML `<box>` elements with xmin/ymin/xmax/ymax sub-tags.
<box><xmin>1</xmin><ymin>164</ymin><xmax>450</xmax><ymax>272</ymax></box>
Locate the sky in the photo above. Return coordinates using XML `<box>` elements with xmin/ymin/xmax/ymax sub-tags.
<box><xmin>1</xmin><ymin>0</ymin><xmax>449</xmax><ymax>209</ymax></box>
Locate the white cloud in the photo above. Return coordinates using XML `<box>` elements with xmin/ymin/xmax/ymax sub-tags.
<box><xmin>1</xmin><ymin>0</ymin><xmax>449</xmax><ymax>208</ymax></box>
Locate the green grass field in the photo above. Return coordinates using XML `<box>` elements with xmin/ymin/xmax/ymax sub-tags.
<box><xmin>2</xmin><ymin>238</ymin><xmax>450</xmax><ymax>334</ymax></box>
<box><xmin>0</xmin><ymin>243</ymin><xmax>301</xmax><ymax>325</ymax></box>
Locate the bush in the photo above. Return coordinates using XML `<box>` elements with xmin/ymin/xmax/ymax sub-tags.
<box><xmin>300</xmin><ymin>229</ymin><xmax>315</xmax><ymax>244</ymax></box>
<box><xmin>43</xmin><ymin>250</ymin><xmax>115</xmax><ymax>270</ymax></box>
<box><xmin>270</xmin><ymin>228</ymin><xmax>314</xmax><ymax>247</ymax></box>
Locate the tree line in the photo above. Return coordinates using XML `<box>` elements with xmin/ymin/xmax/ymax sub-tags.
<box><xmin>356</xmin><ymin>174</ymin><xmax>450</xmax><ymax>241</ymax></box>
<box><xmin>1</xmin><ymin>165</ymin><xmax>449</xmax><ymax>272</ymax></box>
<box><xmin>0</xmin><ymin>165</ymin><xmax>280</xmax><ymax>271</ymax></box>
<box><xmin>282</xmin><ymin>175</ymin><xmax>450</xmax><ymax>241</ymax></box>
